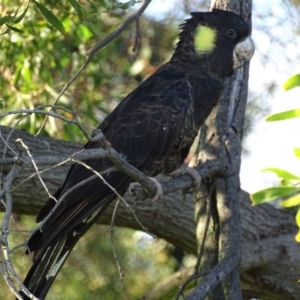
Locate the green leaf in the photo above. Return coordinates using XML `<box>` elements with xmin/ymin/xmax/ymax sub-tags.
<box><xmin>262</xmin><ymin>167</ymin><xmax>300</xmax><ymax>180</ymax></box>
<box><xmin>77</xmin><ymin>3</ymin><xmax>90</xmax><ymax>16</ymax></box>
<box><xmin>34</xmin><ymin>1</ymin><xmax>65</xmax><ymax>34</ymax></box>
<box><xmin>6</xmin><ymin>24</ymin><xmax>23</xmax><ymax>33</ymax></box>
<box><xmin>296</xmin><ymin>207</ymin><xmax>300</xmax><ymax>227</ymax></box>
<box><xmin>13</xmin><ymin>64</ymin><xmax>22</xmax><ymax>86</ymax></box>
<box><xmin>14</xmin><ymin>5</ymin><xmax>29</xmax><ymax>24</ymax></box>
<box><xmin>281</xmin><ymin>193</ymin><xmax>300</xmax><ymax>208</ymax></box>
<box><xmin>283</xmin><ymin>74</ymin><xmax>300</xmax><ymax>91</ymax></box>
<box><xmin>87</xmin><ymin>22</ymin><xmax>101</xmax><ymax>36</ymax></box>
<box><xmin>117</xmin><ymin>0</ymin><xmax>136</xmax><ymax>9</ymax></box>
<box><xmin>21</xmin><ymin>64</ymin><xmax>31</xmax><ymax>85</ymax></box>
<box><xmin>295</xmin><ymin>208</ymin><xmax>300</xmax><ymax>242</ymax></box>
<box><xmin>251</xmin><ymin>187</ymin><xmax>299</xmax><ymax>205</ymax></box>
<box><xmin>266</xmin><ymin>109</ymin><xmax>300</xmax><ymax>121</ymax></box>
<box><xmin>0</xmin><ymin>16</ymin><xmax>13</xmax><ymax>26</ymax></box>
<box><xmin>69</xmin><ymin>0</ymin><xmax>82</xmax><ymax>17</ymax></box>
<box><xmin>76</xmin><ymin>24</ymin><xmax>93</xmax><ymax>42</ymax></box>
<box><xmin>295</xmin><ymin>230</ymin><xmax>300</xmax><ymax>242</ymax></box>
<box><xmin>294</xmin><ymin>148</ymin><xmax>300</xmax><ymax>159</ymax></box>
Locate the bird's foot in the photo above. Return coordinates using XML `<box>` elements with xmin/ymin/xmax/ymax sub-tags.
<box><xmin>129</xmin><ymin>177</ymin><xmax>163</xmax><ymax>203</ymax></box>
<box><xmin>170</xmin><ymin>166</ymin><xmax>201</xmax><ymax>189</ymax></box>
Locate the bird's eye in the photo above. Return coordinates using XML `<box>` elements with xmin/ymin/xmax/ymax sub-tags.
<box><xmin>227</xmin><ymin>29</ymin><xmax>237</xmax><ymax>38</ymax></box>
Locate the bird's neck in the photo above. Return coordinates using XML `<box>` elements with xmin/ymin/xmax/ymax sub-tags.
<box><xmin>170</xmin><ymin>42</ymin><xmax>232</xmax><ymax>79</ymax></box>
<box><xmin>169</xmin><ymin>53</ymin><xmax>216</xmax><ymax>79</ymax></box>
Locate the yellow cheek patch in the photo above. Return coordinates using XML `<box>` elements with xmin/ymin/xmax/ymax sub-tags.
<box><xmin>194</xmin><ymin>25</ymin><xmax>217</xmax><ymax>53</ymax></box>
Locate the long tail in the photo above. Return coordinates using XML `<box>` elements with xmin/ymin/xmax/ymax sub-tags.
<box><xmin>20</xmin><ymin>157</ymin><xmax>131</xmax><ymax>299</ymax></box>
<box><xmin>21</xmin><ymin>197</ymin><xmax>113</xmax><ymax>299</ymax></box>
<box><xmin>22</xmin><ymin>235</ymin><xmax>74</xmax><ymax>299</ymax></box>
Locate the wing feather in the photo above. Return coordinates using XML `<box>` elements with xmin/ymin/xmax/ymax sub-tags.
<box><xmin>28</xmin><ymin>65</ymin><xmax>194</xmax><ymax>265</ymax></box>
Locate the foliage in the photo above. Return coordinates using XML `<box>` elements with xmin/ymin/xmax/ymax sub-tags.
<box><xmin>283</xmin><ymin>73</ymin><xmax>300</xmax><ymax>91</ymax></box>
<box><xmin>0</xmin><ymin>0</ymin><xmax>176</xmax><ymax>141</ymax></box>
<box><xmin>0</xmin><ymin>1</ymin><xmax>184</xmax><ymax>299</ymax></box>
<box><xmin>251</xmin><ymin>73</ymin><xmax>300</xmax><ymax>241</ymax></box>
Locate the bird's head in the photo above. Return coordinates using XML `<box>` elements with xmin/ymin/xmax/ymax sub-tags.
<box><xmin>172</xmin><ymin>9</ymin><xmax>255</xmax><ymax>78</ymax></box>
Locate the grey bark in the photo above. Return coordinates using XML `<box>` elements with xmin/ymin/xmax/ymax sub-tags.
<box><xmin>1</xmin><ymin>125</ymin><xmax>300</xmax><ymax>299</ymax></box>
<box><xmin>187</xmin><ymin>0</ymin><xmax>255</xmax><ymax>298</ymax></box>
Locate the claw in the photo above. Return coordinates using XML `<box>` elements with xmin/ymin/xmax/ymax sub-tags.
<box><xmin>170</xmin><ymin>167</ymin><xmax>201</xmax><ymax>189</ymax></box>
<box><xmin>129</xmin><ymin>177</ymin><xmax>163</xmax><ymax>203</ymax></box>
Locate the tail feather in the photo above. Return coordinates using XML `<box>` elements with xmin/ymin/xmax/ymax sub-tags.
<box><xmin>21</xmin><ymin>166</ymin><xmax>130</xmax><ymax>299</ymax></box>
<box><xmin>22</xmin><ymin>235</ymin><xmax>70</xmax><ymax>299</ymax></box>
<box><xmin>21</xmin><ymin>197</ymin><xmax>113</xmax><ymax>299</ymax></box>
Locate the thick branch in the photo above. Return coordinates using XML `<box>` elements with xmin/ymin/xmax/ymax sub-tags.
<box><xmin>0</xmin><ymin>126</ymin><xmax>300</xmax><ymax>299</ymax></box>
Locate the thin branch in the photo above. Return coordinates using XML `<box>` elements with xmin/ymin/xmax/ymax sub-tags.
<box><xmin>87</xmin><ymin>0</ymin><xmax>152</xmax><ymax>57</ymax></box>
<box><xmin>0</xmin><ymin>165</ymin><xmax>39</xmax><ymax>300</ymax></box>
<box><xmin>0</xmin><ymin>106</ymin><xmax>92</xmax><ymax>141</ymax></box>
<box><xmin>110</xmin><ymin>199</ymin><xmax>125</xmax><ymax>282</ymax></box>
<box><xmin>15</xmin><ymin>139</ymin><xmax>55</xmax><ymax>202</ymax></box>
<box><xmin>175</xmin><ymin>194</ymin><xmax>211</xmax><ymax>299</ymax></box>
<box><xmin>35</xmin><ymin>58</ymin><xmax>92</xmax><ymax>136</ymax></box>
<box><xmin>12</xmin><ymin>166</ymin><xmax>114</xmax><ymax>196</ymax></box>
<box><xmin>185</xmin><ymin>250</ymin><xmax>240</xmax><ymax>300</ymax></box>
<box><xmin>140</xmin><ymin>267</ymin><xmax>195</xmax><ymax>300</ymax></box>
<box><xmin>132</xmin><ymin>17</ymin><xmax>141</xmax><ymax>52</ymax></box>
<box><xmin>69</xmin><ymin>158</ymin><xmax>155</xmax><ymax>237</ymax></box>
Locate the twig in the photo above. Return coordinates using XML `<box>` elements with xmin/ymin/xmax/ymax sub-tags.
<box><xmin>69</xmin><ymin>159</ymin><xmax>154</xmax><ymax>237</ymax></box>
<box><xmin>140</xmin><ymin>267</ymin><xmax>194</xmax><ymax>300</ymax></box>
<box><xmin>0</xmin><ymin>148</ymin><xmax>110</xmax><ymax>165</ymax></box>
<box><xmin>35</xmin><ymin>57</ymin><xmax>92</xmax><ymax>136</ymax></box>
<box><xmin>15</xmin><ymin>139</ymin><xmax>56</xmax><ymax>202</ymax></box>
<box><xmin>185</xmin><ymin>250</ymin><xmax>240</xmax><ymax>300</ymax></box>
<box><xmin>9</xmin><ymin>242</ymin><xmax>26</xmax><ymax>254</ymax></box>
<box><xmin>175</xmin><ymin>194</ymin><xmax>211</xmax><ymax>299</ymax></box>
<box><xmin>0</xmin><ymin>106</ymin><xmax>92</xmax><ymax>140</ymax></box>
<box><xmin>110</xmin><ymin>199</ymin><xmax>125</xmax><ymax>282</ymax></box>
<box><xmin>0</xmin><ymin>115</ymin><xmax>33</xmax><ymax>201</ymax></box>
<box><xmin>0</xmin><ymin>165</ymin><xmax>39</xmax><ymax>299</ymax></box>
<box><xmin>0</xmin><ymin>129</ymin><xmax>19</xmax><ymax>159</ymax></box>
<box><xmin>132</xmin><ymin>17</ymin><xmax>141</xmax><ymax>52</ymax></box>
<box><xmin>87</xmin><ymin>0</ymin><xmax>152</xmax><ymax>57</ymax></box>
<box><xmin>12</xmin><ymin>167</ymin><xmax>114</xmax><ymax>195</ymax></box>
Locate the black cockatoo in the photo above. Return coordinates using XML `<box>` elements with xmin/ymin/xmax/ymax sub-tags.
<box><xmin>21</xmin><ymin>9</ymin><xmax>254</xmax><ymax>299</ymax></box>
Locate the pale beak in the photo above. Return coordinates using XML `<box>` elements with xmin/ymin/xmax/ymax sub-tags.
<box><xmin>233</xmin><ymin>36</ymin><xmax>255</xmax><ymax>69</ymax></box>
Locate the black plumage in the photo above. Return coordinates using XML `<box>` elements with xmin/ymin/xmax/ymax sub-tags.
<box><xmin>22</xmin><ymin>9</ymin><xmax>252</xmax><ymax>299</ymax></box>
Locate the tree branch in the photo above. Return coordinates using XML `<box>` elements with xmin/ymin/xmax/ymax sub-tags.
<box><xmin>0</xmin><ymin>126</ymin><xmax>300</xmax><ymax>299</ymax></box>
<box><xmin>189</xmin><ymin>0</ymin><xmax>253</xmax><ymax>298</ymax></box>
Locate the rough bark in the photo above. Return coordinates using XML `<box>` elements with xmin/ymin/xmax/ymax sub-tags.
<box><xmin>1</xmin><ymin>125</ymin><xmax>300</xmax><ymax>299</ymax></box>
<box><xmin>187</xmin><ymin>0</ymin><xmax>255</xmax><ymax>299</ymax></box>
